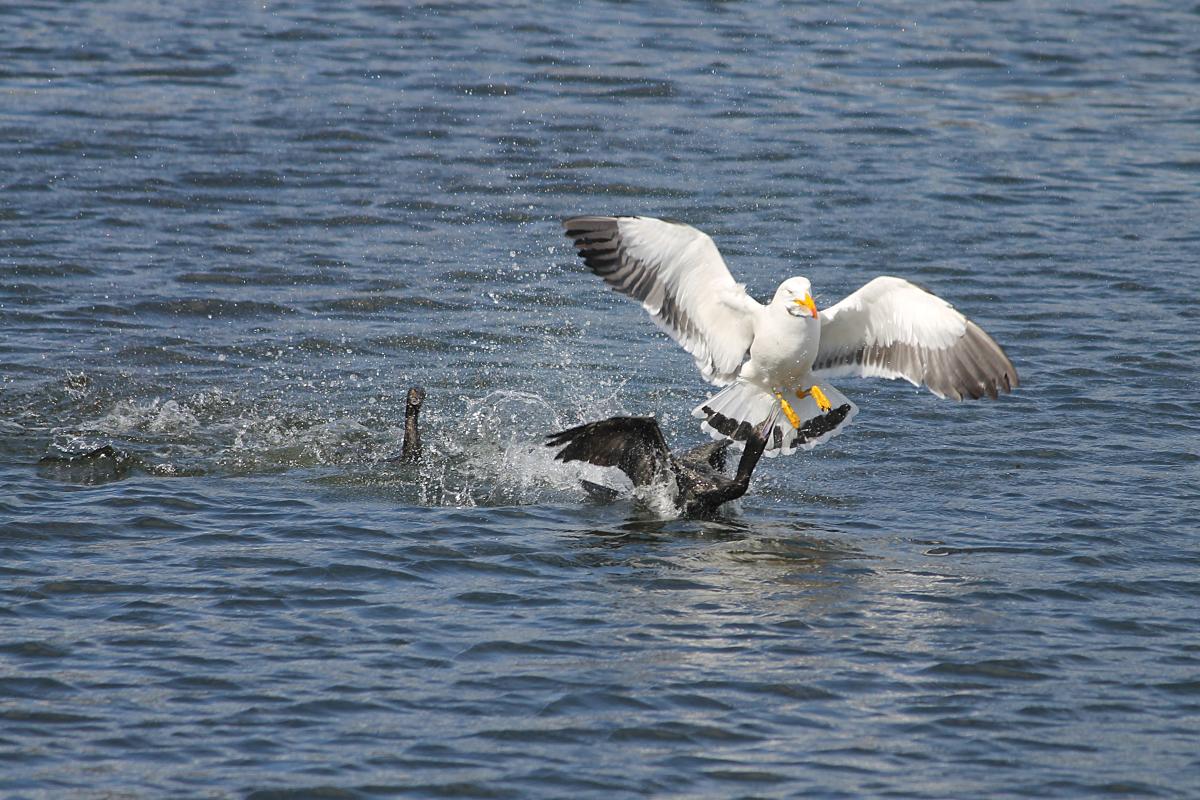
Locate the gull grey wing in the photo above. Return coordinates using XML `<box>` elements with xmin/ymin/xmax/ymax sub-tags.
<box><xmin>813</xmin><ymin>276</ymin><xmax>1018</xmax><ymax>400</ymax></box>
<box><xmin>546</xmin><ymin>416</ymin><xmax>673</xmax><ymax>488</ymax></box>
<box><xmin>563</xmin><ymin>215</ymin><xmax>760</xmax><ymax>386</ymax></box>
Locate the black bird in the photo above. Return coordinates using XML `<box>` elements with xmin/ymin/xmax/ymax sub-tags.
<box><xmin>37</xmin><ymin>444</ymin><xmax>137</xmax><ymax>485</ymax></box>
<box><xmin>547</xmin><ymin>406</ymin><xmax>853</xmax><ymax>515</ymax></box>
<box><xmin>546</xmin><ymin>416</ymin><xmax>769</xmax><ymax>517</ymax></box>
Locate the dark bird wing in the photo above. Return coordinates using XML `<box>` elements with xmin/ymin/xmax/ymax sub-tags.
<box><xmin>546</xmin><ymin>416</ymin><xmax>673</xmax><ymax>488</ymax></box>
<box><xmin>677</xmin><ymin>439</ymin><xmax>731</xmax><ymax>472</ymax></box>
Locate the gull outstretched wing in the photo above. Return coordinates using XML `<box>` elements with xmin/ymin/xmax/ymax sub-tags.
<box><xmin>813</xmin><ymin>276</ymin><xmax>1018</xmax><ymax>400</ymax></box>
<box><xmin>564</xmin><ymin>215</ymin><xmax>760</xmax><ymax>386</ymax></box>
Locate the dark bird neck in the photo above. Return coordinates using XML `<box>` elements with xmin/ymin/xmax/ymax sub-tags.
<box><xmin>399</xmin><ymin>387</ymin><xmax>426</xmax><ymax>463</ymax></box>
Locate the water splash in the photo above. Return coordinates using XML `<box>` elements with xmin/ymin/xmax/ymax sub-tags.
<box><xmin>93</xmin><ymin>398</ymin><xmax>202</xmax><ymax>437</ymax></box>
<box><xmin>404</xmin><ymin>390</ymin><xmax>637</xmax><ymax>509</ymax></box>
<box><xmin>23</xmin><ymin>374</ymin><xmax>681</xmax><ymax>513</ymax></box>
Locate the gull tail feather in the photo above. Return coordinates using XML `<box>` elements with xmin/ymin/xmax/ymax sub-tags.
<box><xmin>692</xmin><ymin>380</ymin><xmax>858</xmax><ymax>457</ymax></box>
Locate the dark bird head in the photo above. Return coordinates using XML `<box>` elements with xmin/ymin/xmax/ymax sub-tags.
<box><xmin>405</xmin><ymin>386</ymin><xmax>426</xmax><ymax>415</ymax></box>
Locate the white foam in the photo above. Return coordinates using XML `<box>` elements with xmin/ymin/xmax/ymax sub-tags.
<box><xmin>93</xmin><ymin>398</ymin><xmax>201</xmax><ymax>437</ymax></box>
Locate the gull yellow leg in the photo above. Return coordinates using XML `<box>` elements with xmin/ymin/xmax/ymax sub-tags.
<box><xmin>774</xmin><ymin>392</ymin><xmax>802</xmax><ymax>430</ymax></box>
<box><xmin>796</xmin><ymin>385</ymin><xmax>833</xmax><ymax>413</ymax></box>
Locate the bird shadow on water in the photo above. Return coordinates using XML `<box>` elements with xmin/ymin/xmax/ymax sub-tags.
<box><xmin>569</xmin><ymin>510</ymin><xmax>873</xmax><ymax>576</ymax></box>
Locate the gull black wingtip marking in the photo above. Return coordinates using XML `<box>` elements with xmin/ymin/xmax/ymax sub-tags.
<box><xmin>699</xmin><ymin>406</ymin><xmax>755</xmax><ymax>442</ymax></box>
<box><xmin>701</xmin><ymin>403</ymin><xmax>852</xmax><ymax>452</ymax></box>
<box><xmin>798</xmin><ymin>404</ymin><xmax>852</xmax><ymax>440</ymax></box>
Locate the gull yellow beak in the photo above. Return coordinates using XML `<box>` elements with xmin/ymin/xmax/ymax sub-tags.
<box><xmin>795</xmin><ymin>293</ymin><xmax>818</xmax><ymax>319</ymax></box>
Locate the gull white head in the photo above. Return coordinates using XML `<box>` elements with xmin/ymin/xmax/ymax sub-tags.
<box><xmin>773</xmin><ymin>276</ymin><xmax>818</xmax><ymax>318</ymax></box>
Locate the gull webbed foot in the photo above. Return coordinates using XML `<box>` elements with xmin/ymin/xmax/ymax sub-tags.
<box><xmin>797</xmin><ymin>385</ymin><xmax>832</xmax><ymax>413</ymax></box>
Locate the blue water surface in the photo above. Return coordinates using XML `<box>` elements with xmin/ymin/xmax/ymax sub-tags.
<box><xmin>2</xmin><ymin>2</ymin><xmax>1199</xmax><ymax>797</ymax></box>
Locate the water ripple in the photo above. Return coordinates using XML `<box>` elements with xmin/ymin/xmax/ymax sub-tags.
<box><xmin>1</xmin><ymin>1</ymin><xmax>1198</xmax><ymax>797</ymax></box>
